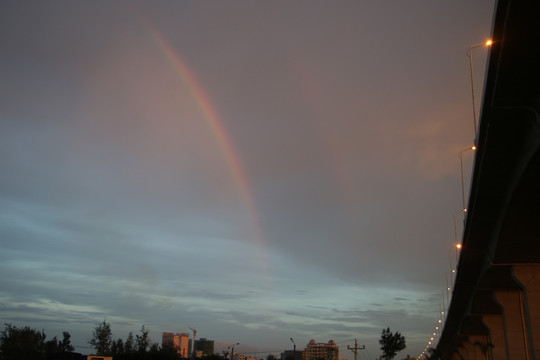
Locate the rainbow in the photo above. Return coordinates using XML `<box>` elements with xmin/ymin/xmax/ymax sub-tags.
<box><xmin>145</xmin><ymin>27</ymin><xmax>267</xmax><ymax>263</ymax></box>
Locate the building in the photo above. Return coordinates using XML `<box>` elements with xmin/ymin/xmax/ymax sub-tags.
<box><xmin>162</xmin><ymin>332</ymin><xmax>190</xmax><ymax>358</ymax></box>
<box><xmin>303</xmin><ymin>340</ymin><xmax>338</xmax><ymax>360</ymax></box>
<box><xmin>281</xmin><ymin>349</ymin><xmax>303</xmax><ymax>360</ymax></box>
<box><xmin>238</xmin><ymin>354</ymin><xmax>258</xmax><ymax>360</ymax></box>
<box><xmin>194</xmin><ymin>337</ymin><xmax>215</xmax><ymax>357</ymax></box>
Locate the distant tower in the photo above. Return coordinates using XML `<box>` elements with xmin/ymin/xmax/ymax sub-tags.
<box><xmin>162</xmin><ymin>332</ymin><xmax>190</xmax><ymax>357</ymax></box>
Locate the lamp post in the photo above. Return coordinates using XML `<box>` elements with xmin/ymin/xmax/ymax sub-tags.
<box><xmin>459</xmin><ymin>146</ymin><xmax>476</xmax><ymax>213</ymax></box>
<box><xmin>453</xmin><ymin>209</ymin><xmax>466</xmax><ymax>274</ymax></box>
<box><xmin>455</xmin><ymin>243</ymin><xmax>462</xmax><ymax>266</ymax></box>
<box><xmin>467</xmin><ymin>39</ymin><xmax>492</xmax><ymax>142</ymax></box>
<box><xmin>290</xmin><ymin>338</ymin><xmax>296</xmax><ymax>360</ymax></box>
<box><xmin>228</xmin><ymin>343</ymin><xmax>239</xmax><ymax>360</ymax></box>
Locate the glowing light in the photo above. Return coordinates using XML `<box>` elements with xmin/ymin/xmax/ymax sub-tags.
<box><xmin>485</xmin><ymin>39</ymin><xmax>493</xmax><ymax>46</ymax></box>
<box><xmin>472</xmin><ymin>146</ymin><xmax>477</xmax><ymax>150</ymax></box>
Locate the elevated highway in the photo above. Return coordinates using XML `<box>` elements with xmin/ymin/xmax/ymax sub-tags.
<box><xmin>435</xmin><ymin>0</ymin><xmax>540</xmax><ymax>359</ymax></box>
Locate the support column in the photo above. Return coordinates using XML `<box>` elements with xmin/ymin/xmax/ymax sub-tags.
<box><xmin>494</xmin><ymin>289</ymin><xmax>532</xmax><ymax>359</ymax></box>
<box><xmin>513</xmin><ymin>264</ymin><xmax>540</xmax><ymax>357</ymax></box>
<box><xmin>469</xmin><ymin>334</ymin><xmax>491</xmax><ymax>360</ymax></box>
<box><xmin>482</xmin><ymin>314</ymin><xmax>507</xmax><ymax>360</ymax></box>
<box><xmin>470</xmin><ymin>289</ymin><xmax>506</xmax><ymax>359</ymax></box>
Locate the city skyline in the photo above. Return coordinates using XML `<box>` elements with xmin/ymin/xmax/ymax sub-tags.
<box><xmin>0</xmin><ymin>1</ymin><xmax>495</xmax><ymax>358</ymax></box>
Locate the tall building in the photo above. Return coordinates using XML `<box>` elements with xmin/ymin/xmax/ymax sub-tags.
<box><xmin>194</xmin><ymin>337</ymin><xmax>215</xmax><ymax>357</ymax></box>
<box><xmin>162</xmin><ymin>332</ymin><xmax>190</xmax><ymax>358</ymax></box>
<box><xmin>303</xmin><ymin>340</ymin><xmax>338</xmax><ymax>360</ymax></box>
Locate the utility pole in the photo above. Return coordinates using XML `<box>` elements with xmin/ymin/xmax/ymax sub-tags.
<box><xmin>347</xmin><ymin>340</ymin><xmax>365</xmax><ymax>360</ymax></box>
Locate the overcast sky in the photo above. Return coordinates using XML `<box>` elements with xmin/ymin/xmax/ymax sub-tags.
<box><xmin>1</xmin><ymin>1</ymin><xmax>495</xmax><ymax>358</ymax></box>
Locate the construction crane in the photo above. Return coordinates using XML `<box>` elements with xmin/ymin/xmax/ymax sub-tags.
<box><xmin>189</xmin><ymin>327</ymin><xmax>197</xmax><ymax>359</ymax></box>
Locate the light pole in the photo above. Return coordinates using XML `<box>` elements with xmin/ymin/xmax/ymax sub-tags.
<box><xmin>467</xmin><ymin>39</ymin><xmax>492</xmax><ymax>142</ymax></box>
<box><xmin>453</xmin><ymin>209</ymin><xmax>466</xmax><ymax>275</ymax></box>
<box><xmin>228</xmin><ymin>343</ymin><xmax>239</xmax><ymax>360</ymax></box>
<box><xmin>290</xmin><ymin>338</ymin><xmax>296</xmax><ymax>360</ymax></box>
<box><xmin>455</xmin><ymin>243</ymin><xmax>462</xmax><ymax>266</ymax></box>
<box><xmin>459</xmin><ymin>146</ymin><xmax>476</xmax><ymax>213</ymax></box>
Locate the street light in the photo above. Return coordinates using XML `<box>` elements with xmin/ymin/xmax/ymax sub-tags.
<box><xmin>455</xmin><ymin>243</ymin><xmax>462</xmax><ymax>267</ymax></box>
<box><xmin>459</xmin><ymin>146</ymin><xmax>476</xmax><ymax>213</ymax></box>
<box><xmin>467</xmin><ymin>39</ymin><xmax>492</xmax><ymax>142</ymax></box>
<box><xmin>228</xmin><ymin>343</ymin><xmax>239</xmax><ymax>360</ymax></box>
<box><xmin>290</xmin><ymin>338</ymin><xmax>296</xmax><ymax>360</ymax></box>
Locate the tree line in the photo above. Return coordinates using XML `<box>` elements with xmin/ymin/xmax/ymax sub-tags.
<box><xmin>2</xmin><ymin>322</ymin><xmax>407</xmax><ymax>360</ymax></box>
<box><xmin>0</xmin><ymin>321</ymin><xmax>217</xmax><ymax>360</ymax></box>
<box><xmin>0</xmin><ymin>323</ymin><xmax>74</xmax><ymax>360</ymax></box>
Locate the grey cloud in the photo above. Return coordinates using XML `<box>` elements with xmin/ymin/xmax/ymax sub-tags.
<box><xmin>1</xmin><ymin>0</ymin><xmax>495</xmax><ymax>357</ymax></box>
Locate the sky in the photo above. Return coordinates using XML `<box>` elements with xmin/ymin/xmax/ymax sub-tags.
<box><xmin>1</xmin><ymin>1</ymin><xmax>495</xmax><ymax>359</ymax></box>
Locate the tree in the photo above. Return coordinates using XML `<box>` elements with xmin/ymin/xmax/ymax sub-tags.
<box><xmin>44</xmin><ymin>336</ymin><xmax>60</xmax><ymax>357</ymax></box>
<box><xmin>89</xmin><ymin>321</ymin><xmax>112</xmax><ymax>355</ymax></box>
<box><xmin>60</xmin><ymin>331</ymin><xmax>75</xmax><ymax>352</ymax></box>
<box><xmin>379</xmin><ymin>327</ymin><xmax>406</xmax><ymax>360</ymax></box>
<box><xmin>149</xmin><ymin>342</ymin><xmax>159</xmax><ymax>353</ymax></box>
<box><xmin>0</xmin><ymin>323</ymin><xmax>46</xmax><ymax>360</ymax></box>
<box><xmin>112</xmin><ymin>338</ymin><xmax>125</xmax><ymax>356</ymax></box>
<box><xmin>135</xmin><ymin>325</ymin><xmax>150</xmax><ymax>353</ymax></box>
<box><xmin>124</xmin><ymin>332</ymin><xmax>135</xmax><ymax>353</ymax></box>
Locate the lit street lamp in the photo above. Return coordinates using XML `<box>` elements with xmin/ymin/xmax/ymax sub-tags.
<box><xmin>467</xmin><ymin>39</ymin><xmax>492</xmax><ymax>142</ymax></box>
<box><xmin>455</xmin><ymin>243</ymin><xmax>462</xmax><ymax>266</ymax></box>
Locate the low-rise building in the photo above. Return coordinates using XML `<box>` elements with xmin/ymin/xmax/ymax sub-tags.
<box><xmin>303</xmin><ymin>340</ymin><xmax>338</xmax><ymax>360</ymax></box>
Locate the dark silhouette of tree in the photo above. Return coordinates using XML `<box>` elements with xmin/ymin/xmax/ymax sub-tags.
<box><xmin>0</xmin><ymin>323</ymin><xmax>46</xmax><ymax>360</ymax></box>
<box><xmin>125</xmin><ymin>332</ymin><xmax>135</xmax><ymax>353</ymax></box>
<box><xmin>136</xmin><ymin>325</ymin><xmax>150</xmax><ymax>353</ymax></box>
<box><xmin>379</xmin><ymin>327</ymin><xmax>406</xmax><ymax>360</ymax></box>
<box><xmin>204</xmin><ymin>355</ymin><xmax>222</xmax><ymax>360</ymax></box>
<box><xmin>0</xmin><ymin>324</ymin><xmax>77</xmax><ymax>360</ymax></box>
<box><xmin>149</xmin><ymin>342</ymin><xmax>159</xmax><ymax>353</ymax></box>
<box><xmin>111</xmin><ymin>338</ymin><xmax>124</xmax><ymax>356</ymax></box>
<box><xmin>60</xmin><ymin>332</ymin><xmax>75</xmax><ymax>352</ymax></box>
<box><xmin>44</xmin><ymin>336</ymin><xmax>60</xmax><ymax>357</ymax></box>
<box><xmin>88</xmin><ymin>320</ymin><xmax>112</xmax><ymax>355</ymax></box>
<box><xmin>161</xmin><ymin>342</ymin><xmax>180</xmax><ymax>358</ymax></box>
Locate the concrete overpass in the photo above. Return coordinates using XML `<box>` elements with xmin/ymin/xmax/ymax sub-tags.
<box><xmin>434</xmin><ymin>0</ymin><xmax>540</xmax><ymax>359</ymax></box>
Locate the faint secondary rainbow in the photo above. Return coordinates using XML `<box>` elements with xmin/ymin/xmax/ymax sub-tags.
<box><xmin>147</xmin><ymin>28</ymin><xmax>267</xmax><ymax>261</ymax></box>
